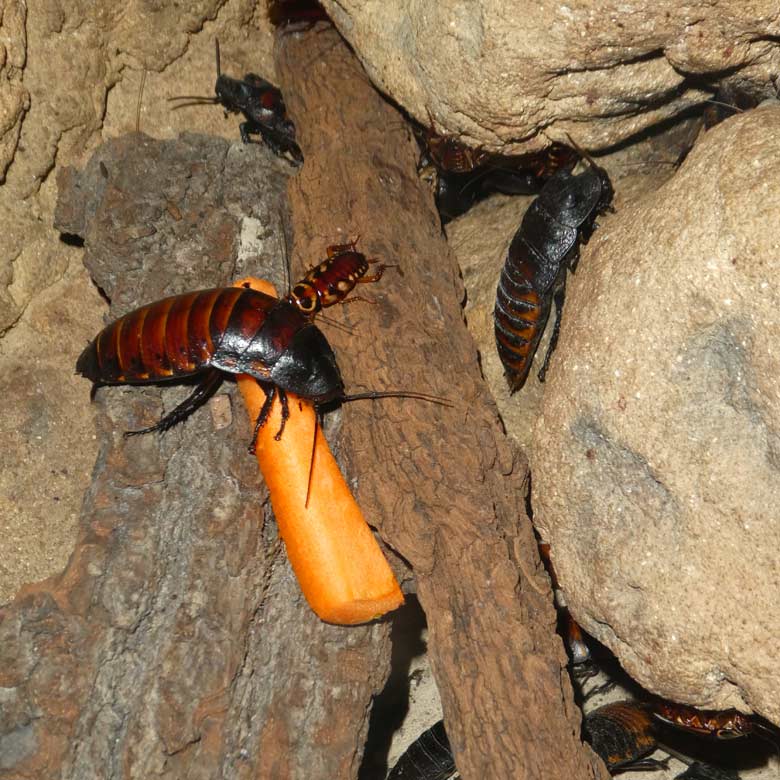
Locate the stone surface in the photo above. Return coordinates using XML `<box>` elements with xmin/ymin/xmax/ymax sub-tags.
<box><xmin>321</xmin><ymin>0</ymin><xmax>779</xmax><ymax>154</ymax></box>
<box><xmin>531</xmin><ymin>103</ymin><xmax>780</xmax><ymax>725</ymax></box>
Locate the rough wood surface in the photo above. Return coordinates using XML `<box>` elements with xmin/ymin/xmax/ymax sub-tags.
<box><xmin>0</xmin><ymin>134</ymin><xmax>391</xmax><ymax>780</ymax></box>
<box><xmin>276</xmin><ymin>26</ymin><xmax>610</xmax><ymax>779</ymax></box>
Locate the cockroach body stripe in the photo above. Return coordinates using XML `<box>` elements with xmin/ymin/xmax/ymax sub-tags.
<box><xmin>494</xmin><ymin>158</ymin><xmax>613</xmax><ymax>391</ymax></box>
<box><xmin>584</xmin><ymin>701</ymin><xmax>663</xmax><ymax>772</ymax></box>
<box><xmin>77</xmin><ymin>287</ymin><xmax>343</xmax><ymax>438</ymax></box>
<box><xmin>287</xmin><ymin>241</ymin><xmax>385</xmax><ymax>316</ymax></box>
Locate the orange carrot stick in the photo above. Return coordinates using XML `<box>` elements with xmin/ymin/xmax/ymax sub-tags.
<box><xmin>233</xmin><ymin>276</ymin><xmax>404</xmax><ymax>625</ymax></box>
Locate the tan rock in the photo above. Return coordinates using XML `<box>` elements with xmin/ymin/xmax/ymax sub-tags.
<box><xmin>532</xmin><ymin>103</ymin><xmax>780</xmax><ymax>724</ymax></box>
<box><xmin>321</xmin><ymin>0</ymin><xmax>779</xmax><ymax>153</ymax></box>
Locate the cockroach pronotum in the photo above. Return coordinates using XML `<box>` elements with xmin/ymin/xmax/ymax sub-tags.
<box><xmin>583</xmin><ymin>700</ymin><xmax>668</xmax><ymax>772</ymax></box>
<box><xmin>169</xmin><ymin>40</ymin><xmax>302</xmax><ymax>165</ymax></box>
<box><xmin>286</xmin><ymin>240</ymin><xmax>387</xmax><ymax>317</ymax></box>
<box><xmin>387</xmin><ymin>721</ymin><xmax>458</xmax><ymax>780</ymax></box>
<box><xmin>493</xmin><ymin>147</ymin><xmax>613</xmax><ymax>391</ymax></box>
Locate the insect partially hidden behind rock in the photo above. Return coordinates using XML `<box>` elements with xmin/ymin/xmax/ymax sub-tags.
<box><xmin>583</xmin><ymin>700</ymin><xmax>668</xmax><ymax>773</ymax></box>
<box><xmin>169</xmin><ymin>40</ymin><xmax>303</xmax><ymax>165</ymax></box>
<box><xmin>650</xmin><ymin>700</ymin><xmax>780</xmax><ymax>752</ymax></box>
<box><xmin>493</xmin><ymin>144</ymin><xmax>613</xmax><ymax>391</ymax></box>
<box><xmin>415</xmin><ymin>112</ymin><xmax>580</xmax><ymax>223</ymax></box>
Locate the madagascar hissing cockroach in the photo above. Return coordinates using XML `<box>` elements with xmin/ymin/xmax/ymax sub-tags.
<box><xmin>169</xmin><ymin>40</ymin><xmax>302</xmax><ymax>165</ymax></box>
<box><xmin>583</xmin><ymin>700</ymin><xmax>668</xmax><ymax>773</ymax></box>
<box><xmin>77</xmin><ymin>280</ymin><xmax>445</xmax><ymax>448</ymax></box>
<box><xmin>493</xmin><ymin>150</ymin><xmax>613</xmax><ymax>391</ymax></box>
<box><xmin>76</xmin><ymin>287</ymin><xmax>341</xmax><ymax>443</ymax></box>
<box><xmin>286</xmin><ymin>240</ymin><xmax>387</xmax><ymax>317</ymax></box>
<box><xmin>650</xmin><ymin>701</ymin><xmax>766</xmax><ymax>741</ymax></box>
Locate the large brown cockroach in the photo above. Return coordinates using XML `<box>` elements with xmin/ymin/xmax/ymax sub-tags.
<box><xmin>286</xmin><ymin>240</ymin><xmax>387</xmax><ymax>317</ymax></box>
<box><xmin>583</xmin><ymin>700</ymin><xmax>667</xmax><ymax>772</ymax></box>
<box><xmin>650</xmin><ymin>701</ymin><xmax>779</xmax><ymax>751</ymax></box>
<box><xmin>493</xmin><ymin>151</ymin><xmax>613</xmax><ymax>391</ymax></box>
<box><xmin>76</xmin><ymin>286</ymin><xmax>342</xmax><ymax>442</ymax></box>
<box><xmin>77</xmin><ymin>260</ymin><xmax>441</xmax><ymax>447</ymax></box>
<box><xmin>169</xmin><ymin>41</ymin><xmax>302</xmax><ymax>165</ymax></box>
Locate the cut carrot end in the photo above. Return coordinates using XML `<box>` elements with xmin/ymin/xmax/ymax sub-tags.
<box><xmin>233</xmin><ymin>276</ymin><xmax>404</xmax><ymax>625</ymax></box>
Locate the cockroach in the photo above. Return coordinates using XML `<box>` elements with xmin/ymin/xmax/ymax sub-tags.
<box><xmin>76</xmin><ymin>287</ymin><xmax>341</xmax><ymax>443</ymax></box>
<box><xmin>286</xmin><ymin>240</ymin><xmax>387</xmax><ymax>317</ymax></box>
<box><xmin>493</xmin><ymin>148</ymin><xmax>613</xmax><ymax>391</ymax></box>
<box><xmin>77</xmin><ymin>277</ymin><xmax>444</xmax><ymax>448</ymax></box>
<box><xmin>421</xmin><ymin>137</ymin><xmax>578</xmax><ymax>224</ymax></box>
<box><xmin>169</xmin><ymin>40</ymin><xmax>302</xmax><ymax>165</ymax></box>
<box><xmin>651</xmin><ymin>702</ymin><xmax>769</xmax><ymax>741</ymax></box>
<box><xmin>583</xmin><ymin>700</ymin><xmax>668</xmax><ymax>773</ymax></box>
<box><xmin>387</xmin><ymin>721</ymin><xmax>458</xmax><ymax>780</ymax></box>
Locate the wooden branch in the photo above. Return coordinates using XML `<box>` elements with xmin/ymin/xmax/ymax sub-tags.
<box><xmin>276</xmin><ymin>26</ymin><xmax>610</xmax><ymax>779</ymax></box>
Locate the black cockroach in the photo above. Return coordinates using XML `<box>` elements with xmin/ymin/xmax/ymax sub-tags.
<box><xmin>387</xmin><ymin>721</ymin><xmax>458</xmax><ymax>780</ymax></box>
<box><xmin>417</xmin><ymin>121</ymin><xmax>579</xmax><ymax>223</ymax></box>
<box><xmin>169</xmin><ymin>40</ymin><xmax>302</xmax><ymax>165</ymax></box>
<box><xmin>583</xmin><ymin>700</ymin><xmax>668</xmax><ymax>773</ymax></box>
<box><xmin>286</xmin><ymin>240</ymin><xmax>387</xmax><ymax>316</ymax></box>
<box><xmin>493</xmin><ymin>147</ymin><xmax>613</xmax><ymax>391</ymax></box>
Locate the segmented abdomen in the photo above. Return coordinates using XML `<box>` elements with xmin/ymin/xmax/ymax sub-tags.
<box><xmin>493</xmin><ymin>247</ymin><xmax>550</xmax><ymax>391</ymax></box>
<box><xmin>584</xmin><ymin>701</ymin><xmax>657</xmax><ymax>771</ymax></box>
<box><xmin>77</xmin><ymin>287</ymin><xmax>279</xmax><ymax>383</ymax></box>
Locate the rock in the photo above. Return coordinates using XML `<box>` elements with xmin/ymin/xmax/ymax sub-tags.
<box><xmin>320</xmin><ymin>0</ymin><xmax>779</xmax><ymax>154</ymax></box>
<box><xmin>531</xmin><ymin>103</ymin><xmax>780</xmax><ymax>725</ymax></box>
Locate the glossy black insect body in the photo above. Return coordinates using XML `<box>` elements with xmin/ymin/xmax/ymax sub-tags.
<box><xmin>494</xmin><ymin>156</ymin><xmax>613</xmax><ymax>391</ymax></box>
<box><xmin>583</xmin><ymin>701</ymin><xmax>667</xmax><ymax>773</ymax></box>
<box><xmin>388</xmin><ymin>721</ymin><xmax>458</xmax><ymax>780</ymax></box>
<box><xmin>76</xmin><ymin>287</ymin><xmax>341</xmax><ymax>441</ymax></box>
<box><xmin>170</xmin><ymin>41</ymin><xmax>302</xmax><ymax>165</ymax></box>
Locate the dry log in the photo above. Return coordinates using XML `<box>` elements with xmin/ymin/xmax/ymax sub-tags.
<box><xmin>275</xmin><ymin>25</ymin><xmax>609</xmax><ymax>780</ymax></box>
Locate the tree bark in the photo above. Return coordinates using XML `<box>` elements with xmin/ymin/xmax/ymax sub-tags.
<box><xmin>276</xmin><ymin>25</ymin><xmax>608</xmax><ymax>780</ymax></box>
